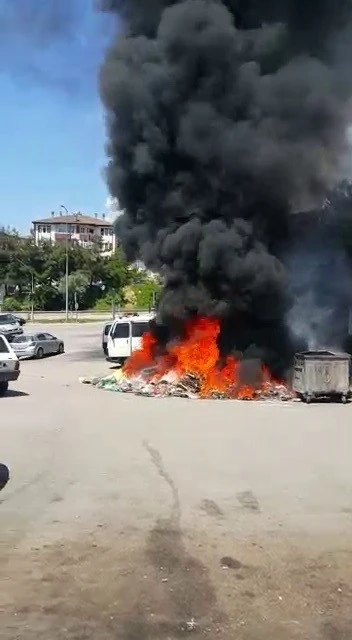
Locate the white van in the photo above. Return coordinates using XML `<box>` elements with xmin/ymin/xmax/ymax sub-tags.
<box><xmin>107</xmin><ymin>313</ymin><xmax>154</xmax><ymax>365</ymax></box>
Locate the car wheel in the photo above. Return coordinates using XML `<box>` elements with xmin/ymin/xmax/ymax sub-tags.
<box><xmin>36</xmin><ymin>347</ymin><xmax>44</xmax><ymax>359</ymax></box>
<box><xmin>0</xmin><ymin>463</ymin><xmax>9</xmax><ymax>490</ymax></box>
<box><xmin>0</xmin><ymin>381</ymin><xmax>9</xmax><ymax>396</ymax></box>
<box><xmin>58</xmin><ymin>343</ymin><xmax>64</xmax><ymax>354</ymax></box>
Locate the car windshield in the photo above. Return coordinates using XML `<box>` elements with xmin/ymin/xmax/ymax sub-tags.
<box><xmin>104</xmin><ymin>324</ymin><xmax>112</xmax><ymax>335</ymax></box>
<box><xmin>0</xmin><ymin>336</ymin><xmax>9</xmax><ymax>353</ymax></box>
<box><xmin>12</xmin><ymin>335</ymin><xmax>33</xmax><ymax>343</ymax></box>
<box><xmin>0</xmin><ymin>314</ymin><xmax>15</xmax><ymax>324</ymax></box>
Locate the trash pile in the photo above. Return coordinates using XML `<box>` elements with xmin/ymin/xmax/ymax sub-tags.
<box><xmin>79</xmin><ymin>367</ymin><xmax>294</xmax><ymax>401</ymax></box>
<box><xmin>80</xmin><ymin>369</ymin><xmax>199</xmax><ymax>398</ymax></box>
<box><xmin>81</xmin><ymin>318</ymin><xmax>296</xmax><ymax>400</ymax></box>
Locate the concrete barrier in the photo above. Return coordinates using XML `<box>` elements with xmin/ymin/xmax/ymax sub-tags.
<box><xmin>16</xmin><ymin>309</ymin><xmax>150</xmax><ymax>322</ymax></box>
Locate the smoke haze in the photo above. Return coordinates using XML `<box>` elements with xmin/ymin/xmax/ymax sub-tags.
<box><xmin>286</xmin><ymin>213</ymin><xmax>352</xmax><ymax>351</ymax></box>
<box><xmin>99</xmin><ymin>0</ymin><xmax>352</xmax><ymax>374</ymax></box>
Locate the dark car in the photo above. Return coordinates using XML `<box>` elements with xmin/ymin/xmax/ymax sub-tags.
<box><xmin>0</xmin><ymin>313</ymin><xmax>23</xmax><ymax>342</ymax></box>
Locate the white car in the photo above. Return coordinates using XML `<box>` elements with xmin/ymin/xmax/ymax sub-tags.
<box><xmin>107</xmin><ymin>313</ymin><xmax>154</xmax><ymax>365</ymax></box>
<box><xmin>0</xmin><ymin>313</ymin><xmax>23</xmax><ymax>342</ymax></box>
<box><xmin>0</xmin><ymin>334</ymin><xmax>20</xmax><ymax>396</ymax></box>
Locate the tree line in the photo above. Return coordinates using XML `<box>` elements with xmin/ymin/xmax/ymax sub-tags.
<box><xmin>2</xmin><ymin>181</ymin><xmax>352</xmax><ymax>314</ymax></box>
<box><xmin>0</xmin><ymin>229</ymin><xmax>161</xmax><ymax>312</ymax></box>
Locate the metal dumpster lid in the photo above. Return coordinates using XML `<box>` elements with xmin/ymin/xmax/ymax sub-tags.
<box><xmin>295</xmin><ymin>350</ymin><xmax>351</xmax><ymax>360</ymax></box>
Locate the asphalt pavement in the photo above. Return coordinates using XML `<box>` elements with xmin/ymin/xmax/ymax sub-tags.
<box><xmin>1</xmin><ymin>322</ymin><xmax>352</xmax><ymax>639</ymax></box>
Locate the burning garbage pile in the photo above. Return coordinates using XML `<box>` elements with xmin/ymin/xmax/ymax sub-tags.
<box><xmin>83</xmin><ymin>317</ymin><xmax>293</xmax><ymax>400</ymax></box>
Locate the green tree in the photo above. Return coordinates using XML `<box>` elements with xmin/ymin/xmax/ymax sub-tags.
<box><xmin>100</xmin><ymin>247</ymin><xmax>130</xmax><ymax>306</ymax></box>
<box><xmin>77</xmin><ymin>241</ymin><xmax>106</xmax><ymax>285</ymax></box>
<box><xmin>0</xmin><ymin>230</ymin><xmax>159</xmax><ymax>311</ymax></box>
<box><xmin>130</xmin><ymin>280</ymin><xmax>162</xmax><ymax>309</ymax></box>
<box><xmin>58</xmin><ymin>270</ymin><xmax>90</xmax><ymax>307</ymax></box>
<box><xmin>0</xmin><ymin>228</ymin><xmax>21</xmax><ymax>295</ymax></box>
<box><xmin>104</xmin><ymin>247</ymin><xmax>129</xmax><ymax>288</ymax></box>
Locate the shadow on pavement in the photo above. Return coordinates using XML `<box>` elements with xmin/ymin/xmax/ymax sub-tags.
<box><xmin>66</xmin><ymin>350</ymin><xmax>103</xmax><ymax>362</ymax></box>
<box><xmin>19</xmin><ymin>353</ymin><xmax>65</xmax><ymax>361</ymax></box>
<box><xmin>3</xmin><ymin>390</ymin><xmax>29</xmax><ymax>398</ymax></box>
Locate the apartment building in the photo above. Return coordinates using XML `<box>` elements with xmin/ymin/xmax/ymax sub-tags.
<box><xmin>32</xmin><ymin>213</ymin><xmax>116</xmax><ymax>255</ymax></box>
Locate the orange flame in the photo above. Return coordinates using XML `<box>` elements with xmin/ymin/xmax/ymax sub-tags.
<box><xmin>124</xmin><ymin>317</ymin><xmax>280</xmax><ymax>399</ymax></box>
<box><xmin>123</xmin><ymin>330</ymin><xmax>157</xmax><ymax>376</ymax></box>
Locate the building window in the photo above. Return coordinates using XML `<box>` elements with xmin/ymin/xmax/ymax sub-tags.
<box><xmin>100</xmin><ymin>227</ymin><xmax>104</xmax><ymax>236</ymax></box>
<box><xmin>56</xmin><ymin>224</ymin><xmax>67</xmax><ymax>233</ymax></box>
<box><xmin>38</xmin><ymin>226</ymin><xmax>42</xmax><ymax>233</ymax></box>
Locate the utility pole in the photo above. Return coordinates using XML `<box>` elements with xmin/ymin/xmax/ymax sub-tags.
<box><xmin>30</xmin><ymin>271</ymin><xmax>34</xmax><ymax>322</ymax></box>
<box><xmin>60</xmin><ymin>205</ymin><xmax>69</xmax><ymax>321</ymax></box>
<box><xmin>0</xmin><ymin>284</ymin><xmax>5</xmax><ymax>313</ymax></box>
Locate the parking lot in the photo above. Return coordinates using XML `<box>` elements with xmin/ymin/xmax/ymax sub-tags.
<box><xmin>2</xmin><ymin>322</ymin><xmax>352</xmax><ymax>639</ymax></box>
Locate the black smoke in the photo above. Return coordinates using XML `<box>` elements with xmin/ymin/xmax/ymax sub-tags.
<box><xmin>286</xmin><ymin>205</ymin><xmax>352</xmax><ymax>352</ymax></box>
<box><xmin>99</xmin><ymin>0</ymin><xmax>352</xmax><ymax>376</ymax></box>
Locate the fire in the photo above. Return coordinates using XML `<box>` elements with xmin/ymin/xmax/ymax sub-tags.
<box><xmin>124</xmin><ymin>317</ymin><xmax>281</xmax><ymax>399</ymax></box>
<box><xmin>123</xmin><ymin>330</ymin><xmax>157</xmax><ymax>376</ymax></box>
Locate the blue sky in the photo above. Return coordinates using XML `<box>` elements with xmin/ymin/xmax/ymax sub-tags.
<box><xmin>0</xmin><ymin>1</ymin><xmax>115</xmax><ymax>234</ymax></box>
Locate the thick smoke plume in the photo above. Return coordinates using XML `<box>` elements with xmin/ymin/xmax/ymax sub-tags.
<box><xmin>286</xmin><ymin>211</ymin><xmax>352</xmax><ymax>351</ymax></box>
<box><xmin>100</xmin><ymin>0</ymin><xmax>352</xmax><ymax>375</ymax></box>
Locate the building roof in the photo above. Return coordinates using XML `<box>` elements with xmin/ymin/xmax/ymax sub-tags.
<box><xmin>32</xmin><ymin>214</ymin><xmax>113</xmax><ymax>226</ymax></box>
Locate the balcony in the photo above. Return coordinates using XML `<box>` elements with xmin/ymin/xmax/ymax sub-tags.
<box><xmin>54</xmin><ymin>232</ymin><xmax>71</xmax><ymax>240</ymax></box>
<box><xmin>78</xmin><ymin>233</ymin><xmax>95</xmax><ymax>243</ymax></box>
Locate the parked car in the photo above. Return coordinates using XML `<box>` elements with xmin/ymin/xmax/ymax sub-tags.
<box><xmin>102</xmin><ymin>322</ymin><xmax>112</xmax><ymax>356</ymax></box>
<box><xmin>11</xmin><ymin>333</ymin><xmax>65</xmax><ymax>359</ymax></box>
<box><xmin>0</xmin><ymin>334</ymin><xmax>20</xmax><ymax>396</ymax></box>
<box><xmin>107</xmin><ymin>313</ymin><xmax>153</xmax><ymax>365</ymax></box>
<box><xmin>0</xmin><ymin>313</ymin><xmax>23</xmax><ymax>342</ymax></box>
<box><xmin>13</xmin><ymin>315</ymin><xmax>26</xmax><ymax>326</ymax></box>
